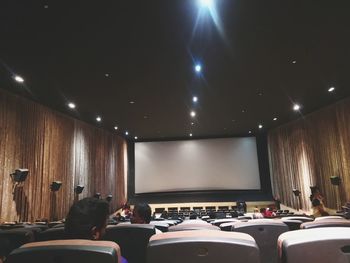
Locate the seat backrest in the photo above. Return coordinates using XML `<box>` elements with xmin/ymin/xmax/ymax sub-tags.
<box><xmin>103</xmin><ymin>224</ymin><xmax>156</xmax><ymax>263</ymax></box>
<box><xmin>37</xmin><ymin>227</ymin><xmax>67</xmax><ymax>241</ymax></box>
<box><xmin>147</xmin><ymin>230</ymin><xmax>260</xmax><ymax>263</ymax></box>
<box><xmin>300</xmin><ymin>219</ymin><xmax>350</xmax><ymax>229</ymax></box>
<box><xmin>211</xmin><ymin>218</ymin><xmax>239</xmax><ymax>227</ymax></box>
<box><xmin>0</xmin><ymin>228</ymin><xmax>35</xmax><ymax>258</ymax></box>
<box><xmin>169</xmin><ymin>222</ymin><xmax>220</xmax><ymax>232</ymax></box>
<box><xmin>314</xmin><ymin>216</ymin><xmax>345</xmax><ymax>221</ymax></box>
<box><xmin>280</xmin><ymin>219</ymin><xmax>303</xmax><ymax>231</ymax></box>
<box><xmin>278</xmin><ymin>227</ymin><xmax>350</xmax><ymax>263</ymax></box>
<box><xmin>233</xmin><ymin>220</ymin><xmax>289</xmax><ymax>263</ymax></box>
<box><xmin>6</xmin><ymin>239</ymin><xmax>121</xmax><ymax>263</ymax></box>
<box><xmin>281</xmin><ymin>216</ymin><xmax>314</xmax><ymax>222</ymax></box>
<box><xmin>149</xmin><ymin>221</ymin><xmax>169</xmax><ymax>232</ymax></box>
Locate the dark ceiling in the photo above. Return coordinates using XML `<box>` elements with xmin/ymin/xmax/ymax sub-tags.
<box><xmin>1</xmin><ymin>0</ymin><xmax>350</xmax><ymax>140</ymax></box>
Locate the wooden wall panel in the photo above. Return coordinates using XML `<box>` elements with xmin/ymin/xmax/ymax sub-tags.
<box><xmin>0</xmin><ymin>89</ymin><xmax>128</xmax><ymax>222</ymax></box>
<box><xmin>268</xmin><ymin>97</ymin><xmax>350</xmax><ymax>211</ymax></box>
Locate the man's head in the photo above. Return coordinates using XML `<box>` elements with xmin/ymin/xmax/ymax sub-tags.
<box><xmin>65</xmin><ymin>197</ymin><xmax>110</xmax><ymax>240</ymax></box>
<box><xmin>131</xmin><ymin>203</ymin><xmax>152</xmax><ymax>224</ymax></box>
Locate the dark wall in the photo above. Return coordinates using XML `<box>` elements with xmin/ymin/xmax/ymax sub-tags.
<box><xmin>127</xmin><ymin>135</ymin><xmax>272</xmax><ymax>204</ymax></box>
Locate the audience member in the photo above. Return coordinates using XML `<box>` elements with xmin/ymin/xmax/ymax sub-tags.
<box><xmin>252</xmin><ymin>207</ymin><xmax>264</xmax><ymax>219</ymax></box>
<box><xmin>131</xmin><ymin>203</ymin><xmax>161</xmax><ymax>233</ymax></box>
<box><xmin>310</xmin><ymin>186</ymin><xmax>331</xmax><ymax>217</ymax></box>
<box><xmin>65</xmin><ymin>197</ymin><xmax>128</xmax><ymax>262</ymax></box>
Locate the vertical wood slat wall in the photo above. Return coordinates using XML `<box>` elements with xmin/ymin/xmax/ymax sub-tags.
<box><xmin>0</xmin><ymin>89</ymin><xmax>128</xmax><ymax>222</ymax></box>
<box><xmin>268</xmin><ymin>97</ymin><xmax>350</xmax><ymax>211</ymax></box>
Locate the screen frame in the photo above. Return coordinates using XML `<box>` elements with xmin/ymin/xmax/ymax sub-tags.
<box><xmin>127</xmin><ymin>134</ymin><xmax>272</xmax><ymax>204</ymax></box>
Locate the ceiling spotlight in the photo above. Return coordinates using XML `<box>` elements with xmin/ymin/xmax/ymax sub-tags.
<box><xmin>96</xmin><ymin>116</ymin><xmax>102</xmax><ymax>122</ymax></box>
<box><xmin>258</xmin><ymin>124</ymin><xmax>263</xmax><ymax>129</ymax></box>
<box><xmin>189</xmin><ymin>133</ymin><xmax>193</xmax><ymax>137</ymax></box>
<box><xmin>193</xmin><ymin>96</ymin><xmax>198</xmax><ymax>102</ymax></box>
<box><xmin>273</xmin><ymin>117</ymin><xmax>278</xmax><ymax>121</ymax></box>
<box><xmin>105</xmin><ymin>73</ymin><xmax>109</xmax><ymax>77</ymax></box>
<box><xmin>199</xmin><ymin>0</ymin><xmax>213</xmax><ymax>8</ymax></box>
<box><xmin>293</xmin><ymin>104</ymin><xmax>301</xmax><ymax>111</ymax></box>
<box><xmin>190</xmin><ymin>111</ymin><xmax>196</xmax><ymax>117</ymax></box>
<box><xmin>328</xmin><ymin>86</ymin><xmax>335</xmax><ymax>92</ymax></box>
<box><xmin>134</xmin><ymin>136</ymin><xmax>138</xmax><ymax>140</ymax></box>
<box><xmin>114</xmin><ymin>126</ymin><xmax>118</xmax><ymax>130</ymax></box>
<box><xmin>44</xmin><ymin>5</ymin><xmax>48</xmax><ymax>8</ymax></box>
<box><xmin>68</xmin><ymin>102</ymin><xmax>76</xmax><ymax>109</ymax></box>
<box><xmin>248</xmin><ymin>130</ymin><xmax>252</xmax><ymax>134</ymax></box>
<box><xmin>125</xmin><ymin>131</ymin><xmax>129</xmax><ymax>135</ymax></box>
<box><xmin>191</xmin><ymin>122</ymin><xmax>194</xmax><ymax>126</ymax></box>
<box><xmin>14</xmin><ymin>75</ymin><xmax>24</xmax><ymax>83</ymax></box>
<box><xmin>195</xmin><ymin>64</ymin><xmax>202</xmax><ymax>73</ymax></box>
<box><xmin>129</xmin><ymin>101</ymin><xmax>135</xmax><ymax>104</ymax></box>
<box><xmin>292</xmin><ymin>60</ymin><xmax>297</xmax><ymax>64</ymax></box>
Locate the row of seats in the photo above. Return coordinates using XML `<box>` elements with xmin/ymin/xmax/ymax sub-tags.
<box><xmin>3</xmin><ymin>216</ymin><xmax>350</xmax><ymax>263</ymax></box>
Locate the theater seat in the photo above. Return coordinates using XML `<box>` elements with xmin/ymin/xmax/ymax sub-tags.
<box><xmin>232</xmin><ymin>220</ymin><xmax>289</xmax><ymax>263</ymax></box>
<box><xmin>0</xmin><ymin>228</ymin><xmax>35</xmax><ymax>258</ymax></box>
<box><xmin>300</xmin><ymin>218</ymin><xmax>350</xmax><ymax>229</ymax></box>
<box><xmin>103</xmin><ymin>224</ymin><xmax>156</xmax><ymax>263</ymax></box>
<box><xmin>150</xmin><ymin>221</ymin><xmax>169</xmax><ymax>232</ymax></box>
<box><xmin>278</xmin><ymin>227</ymin><xmax>350</xmax><ymax>263</ymax></box>
<box><xmin>211</xmin><ymin>218</ymin><xmax>239</xmax><ymax>227</ymax></box>
<box><xmin>281</xmin><ymin>216</ymin><xmax>314</xmax><ymax>223</ymax></box>
<box><xmin>147</xmin><ymin>230</ymin><xmax>260</xmax><ymax>263</ymax></box>
<box><xmin>6</xmin><ymin>239</ymin><xmax>121</xmax><ymax>263</ymax></box>
<box><xmin>168</xmin><ymin>222</ymin><xmax>220</xmax><ymax>231</ymax></box>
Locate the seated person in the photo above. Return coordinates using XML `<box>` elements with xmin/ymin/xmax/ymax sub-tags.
<box><xmin>131</xmin><ymin>203</ymin><xmax>162</xmax><ymax>233</ymax></box>
<box><xmin>312</xmin><ymin>198</ymin><xmax>329</xmax><ymax>217</ymax></box>
<box><xmin>65</xmin><ymin>197</ymin><xmax>128</xmax><ymax>263</ymax></box>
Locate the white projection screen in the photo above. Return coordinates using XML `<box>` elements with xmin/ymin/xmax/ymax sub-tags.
<box><xmin>135</xmin><ymin>137</ymin><xmax>261</xmax><ymax>194</ymax></box>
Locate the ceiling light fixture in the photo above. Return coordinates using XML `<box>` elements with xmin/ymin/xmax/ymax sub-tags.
<box><xmin>14</xmin><ymin>75</ymin><xmax>24</xmax><ymax>83</ymax></box>
<box><xmin>129</xmin><ymin>101</ymin><xmax>135</xmax><ymax>104</ymax></box>
<box><xmin>273</xmin><ymin>117</ymin><xmax>278</xmax><ymax>121</ymax></box>
<box><xmin>328</xmin><ymin>86</ymin><xmax>335</xmax><ymax>92</ymax></box>
<box><xmin>193</xmin><ymin>96</ymin><xmax>198</xmax><ymax>102</ymax></box>
<box><xmin>134</xmin><ymin>136</ymin><xmax>138</xmax><ymax>140</ymax></box>
<box><xmin>105</xmin><ymin>73</ymin><xmax>109</xmax><ymax>77</ymax></box>
<box><xmin>248</xmin><ymin>130</ymin><xmax>252</xmax><ymax>134</ymax></box>
<box><xmin>258</xmin><ymin>124</ymin><xmax>263</xmax><ymax>129</ymax></box>
<box><xmin>96</xmin><ymin>116</ymin><xmax>102</xmax><ymax>122</ymax></box>
<box><xmin>292</xmin><ymin>60</ymin><xmax>297</xmax><ymax>64</ymax></box>
<box><xmin>189</xmin><ymin>133</ymin><xmax>193</xmax><ymax>137</ymax></box>
<box><xmin>68</xmin><ymin>102</ymin><xmax>76</xmax><ymax>109</ymax></box>
<box><xmin>125</xmin><ymin>131</ymin><xmax>129</xmax><ymax>135</ymax></box>
<box><xmin>114</xmin><ymin>126</ymin><xmax>118</xmax><ymax>130</ymax></box>
<box><xmin>293</xmin><ymin>104</ymin><xmax>301</xmax><ymax>111</ymax></box>
<box><xmin>195</xmin><ymin>64</ymin><xmax>202</xmax><ymax>73</ymax></box>
<box><xmin>190</xmin><ymin>111</ymin><xmax>196</xmax><ymax>117</ymax></box>
<box><xmin>199</xmin><ymin>0</ymin><xmax>213</xmax><ymax>8</ymax></box>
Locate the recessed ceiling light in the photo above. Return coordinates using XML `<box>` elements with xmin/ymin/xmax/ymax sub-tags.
<box><xmin>273</xmin><ymin>117</ymin><xmax>278</xmax><ymax>121</ymax></box>
<box><xmin>189</xmin><ymin>133</ymin><xmax>193</xmax><ymax>137</ymax></box>
<box><xmin>193</xmin><ymin>96</ymin><xmax>198</xmax><ymax>102</ymax></box>
<box><xmin>125</xmin><ymin>131</ymin><xmax>129</xmax><ymax>135</ymax></box>
<box><xmin>195</xmin><ymin>64</ymin><xmax>201</xmax><ymax>73</ymax></box>
<box><xmin>68</xmin><ymin>102</ymin><xmax>76</xmax><ymax>109</ymax></box>
<box><xmin>191</xmin><ymin>122</ymin><xmax>194</xmax><ymax>126</ymax></box>
<box><xmin>292</xmin><ymin>60</ymin><xmax>297</xmax><ymax>64</ymax></box>
<box><xmin>258</xmin><ymin>124</ymin><xmax>263</xmax><ymax>129</ymax></box>
<box><xmin>293</xmin><ymin>104</ymin><xmax>301</xmax><ymax>111</ymax></box>
<box><xmin>199</xmin><ymin>0</ymin><xmax>213</xmax><ymax>7</ymax></box>
<box><xmin>44</xmin><ymin>5</ymin><xmax>48</xmax><ymax>8</ymax></box>
<box><xmin>96</xmin><ymin>116</ymin><xmax>102</xmax><ymax>122</ymax></box>
<box><xmin>248</xmin><ymin>130</ymin><xmax>252</xmax><ymax>134</ymax></box>
<box><xmin>328</xmin><ymin>86</ymin><xmax>335</xmax><ymax>92</ymax></box>
<box><xmin>143</xmin><ymin>115</ymin><xmax>148</xmax><ymax>119</ymax></box>
<box><xmin>105</xmin><ymin>73</ymin><xmax>109</xmax><ymax>77</ymax></box>
<box><xmin>114</xmin><ymin>126</ymin><xmax>118</xmax><ymax>130</ymax></box>
<box><xmin>190</xmin><ymin>111</ymin><xmax>196</xmax><ymax>117</ymax></box>
<box><xmin>129</xmin><ymin>101</ymin><xmax>135</xmax><ymax>104</ymax></box>
<box><xmin>241</xmin><ymin>109</ymin><xmax>246</xmax><ymax>113</ymax></box>
<box><xmin>14</xmin><ymin>75</ymin><xmax>24</xmax><ymax>83</ymax></box>
<box><xmin>134</xmin><ymin>136</ymin><xmax>138</xmax><ymax>140</ymax></box>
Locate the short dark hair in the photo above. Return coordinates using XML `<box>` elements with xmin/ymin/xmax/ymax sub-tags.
<box><xmin>65</xmin><ymin>197</ymin><xmax>110</xmax><ymax>239</ymax></box>
<box><xmin>312</xmin><ymin>198</ymin><xmax>321</xmax><ymax>207</ymax></box>
<box><xmin>134</xmin><ymin>203</ymin><xmax>152</xmax><ymax>223</ymax></box>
